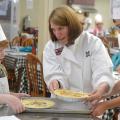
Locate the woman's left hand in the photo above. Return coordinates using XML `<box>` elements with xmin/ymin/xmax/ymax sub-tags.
<box><xmin>86</xmin><ymin>90</ymin><xmax>102</xmax><ymax>106</ymax></box>
<box><xmin>86</xmin><ymin>83</ymin><xmax>109</xmax><ymax>105</ymax></box>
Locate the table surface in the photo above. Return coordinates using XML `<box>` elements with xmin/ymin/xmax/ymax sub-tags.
<box><xmin>0</xmin><ymin>106</ymin><xmax>101</xmax><ymax>120</ymax></box>
<box><xmin>0</xmin><ymin>97</ymin><xmax>102</xmax><ymax>120</ymax></box>
<box><xmin>17</xmin><ymin>112</ymin><xmax>101</xmax><ymax>120</ymax></box>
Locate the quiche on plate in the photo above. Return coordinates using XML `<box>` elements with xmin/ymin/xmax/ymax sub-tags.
<box><xmin>22</xmin><ymin>99</ymin><xmax>55</xmax><ymax>109</ymax></box>
<box><xmin>54</xmin><ymin>89</ymin><xmax>89</xmax><ymax>101</ymax></box>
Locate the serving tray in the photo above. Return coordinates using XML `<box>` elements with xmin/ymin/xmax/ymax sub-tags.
<box><xmin>22</xmin><ymin>97</ymin><xmax>90</xmax><ymax>115</ymax></box>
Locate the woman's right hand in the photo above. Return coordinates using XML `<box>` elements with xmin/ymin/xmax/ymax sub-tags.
<box><xmin>1</xmin><ymin>94</ymin><xmax>25</xmax><ymax>113</ymax></box>
<box><xmin>49</xmin><ymin>80</ymin><xmax>60</xmax><ymax>92</ymax></box>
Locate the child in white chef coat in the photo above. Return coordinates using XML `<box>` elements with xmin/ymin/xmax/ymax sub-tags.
<box><xmin>0</xmin><ymin>24</ymin><xmax>29</xmax><ymax>113</ymax></box>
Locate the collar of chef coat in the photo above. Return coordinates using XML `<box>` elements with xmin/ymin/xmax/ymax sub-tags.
<box><xmin>61</xmin><ymin>34</ymin><xmax>84</xmax><ymax>67</ymax></box>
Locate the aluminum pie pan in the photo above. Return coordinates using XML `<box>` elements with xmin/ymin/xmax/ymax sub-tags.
<box><xmin>53</xmin><ymin>89</ymin><xmax>89</xmax><ymax>102</ymax></box>
<box><xmin>55</xmin><ymin>94</ymin><xmax>88</xmax><ymax>102</ymax></box>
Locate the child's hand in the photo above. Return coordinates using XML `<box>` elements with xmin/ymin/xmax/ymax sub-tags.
<box><xmin>91</xmin><ymin>101</ymin><xmax>107</xmax><ymax>117</ymax></box>
<box><xmin>1</xmin><ymin>94</ymin><xmax>25</xmax><ymax>113</ymax></box>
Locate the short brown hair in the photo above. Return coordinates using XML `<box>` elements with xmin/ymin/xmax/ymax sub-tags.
<box><xmin>49</xmin><ymin>5</ymin><xmax>83</xmax><ymax>46</ymax></box>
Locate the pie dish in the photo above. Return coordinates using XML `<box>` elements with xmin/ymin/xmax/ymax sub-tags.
<box><xmin>22</xmin><ymin>99</ymin><xmax>55</xmax><ymax>109</ymax></box>
<box><xmin>54</xmin><ymin>89</ymin><xmax>89</xmax><ymax>102</ymax></box>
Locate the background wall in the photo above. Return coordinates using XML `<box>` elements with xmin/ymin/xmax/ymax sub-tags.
<box><xmin>53</xmin><ymin>0</ymin><xmax>67</xmax><ymax>8</ymax></box>
<box><xmin>19</xmin><ymin>0</ymin><xmax>40</xmax><ymax>31</ymax></box>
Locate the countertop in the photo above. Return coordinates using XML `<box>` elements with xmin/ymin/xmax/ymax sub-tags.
<box><xmin>0</xmin><ymin>97</ymin><xmax>102</xmax><ymax>120</ymax></box>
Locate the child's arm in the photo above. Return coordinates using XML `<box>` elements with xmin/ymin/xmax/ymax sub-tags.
<box><xmin>0</xmin><ymin>94</ymin><xmax>25</xmax><ymax>113</ymax></box>
<box><xmin>91</xmin><ymin>96</ymin><xmax>120</xmax><ymax>116</ymax></box>
<box><xmin>111</xmin><ymin>80</ymin><xmax>120</xmax><ymax>95</ymax></box>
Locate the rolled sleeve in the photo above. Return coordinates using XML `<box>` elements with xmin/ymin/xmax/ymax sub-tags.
<box><xmin>91</xmin><ymin>37</ymin><xmax>115</xmax><ymax>94</ymax></box>
<box><xmin>43</xmin><ymin>41</ymin><xmax>69</xmax><ymax>90</ymax></box>
<box><xmin>93</xmin><ymin>75</ymin><xmax>115</xmax><ymax>93</ymax></box>
<box><xmin>45</xmin><ymin>74</ymin><xmax>69</xmax><ymax>89</ymax></box>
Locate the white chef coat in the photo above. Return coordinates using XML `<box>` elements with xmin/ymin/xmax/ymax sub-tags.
<box><xmin>43</xmin><ymin>31</ymin><xmax>114</xmax><ymax>93</ymax></box>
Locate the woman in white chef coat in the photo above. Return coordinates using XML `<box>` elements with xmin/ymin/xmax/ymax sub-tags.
<box><xmin>43</xmin><ymin>5</ymin><xmax>114</xmax><ymax>102</ymax></box>
<box><xmin>0</xmin><ymin>24</ymin><xmax>28</xmax><ymax>113</ymax></box>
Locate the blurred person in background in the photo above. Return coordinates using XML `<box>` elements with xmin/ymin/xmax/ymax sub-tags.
<box><xmin>112</xmin><ymin>19</ymin><xmax>120</xmax><ymax>33</ymax></box>
<box><xmin>92</xmin><ymin>14</ymin><xmax>106</xmax><ymax>37</ymax></box>
<box><xmin>109</xmin><ymin>19</ymin><xmax>120</xmax><ymax>37</ymax></box>
<box><xmin>92</xmin><ymin>14</ymin><xmax>110</xmax><ymax>54</ymax></box>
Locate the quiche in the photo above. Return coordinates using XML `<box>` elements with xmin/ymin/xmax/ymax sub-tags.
<box><xmin>22</xmin><ymin>99</ymin><xmax>55</xmax><ymax>109</ymax></box>
<box><xmin>54</xmin><ymin>89</ymin><xmax>89</xmax><ymax>99</ymax></box>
